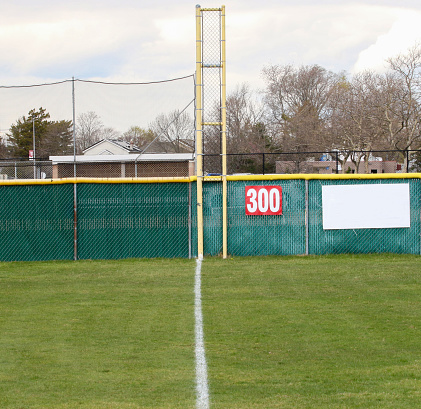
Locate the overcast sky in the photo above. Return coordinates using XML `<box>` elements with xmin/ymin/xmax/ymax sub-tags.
<box><xmin>1</xmin><ymin>0</ymin><xmax>421</xmax><ymax>135</ymax></box>
<box><xmin>2</xmin><ymin>0</ymin><xmax>421</xmax><ymax>84</ymax></box>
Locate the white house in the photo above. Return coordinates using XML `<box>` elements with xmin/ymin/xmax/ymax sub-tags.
<box><xmin>82</xmin><ymin>139</ymin><xmax>142</xmax><ymax>155</ymax></box>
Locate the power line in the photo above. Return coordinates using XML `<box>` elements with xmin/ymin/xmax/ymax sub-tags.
<box><xmin>76</xmin><ymin>74</ymin><xmax>195</xmax><ymax>85</ymax></box>
<box><xmin>0</xmin><ymin>74</ymin><xmax>195</xmax><ymax>89</ymax></box>
<box><xmin>0</xmin><ymin>80</ymin><xmax>71</xmax><ymax>89</ymax></box>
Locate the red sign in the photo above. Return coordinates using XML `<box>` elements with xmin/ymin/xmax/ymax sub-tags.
<box><xmin>28</xmin><ymin>150</ymin><xmax>34</xmax><ymax>159</ymax></box>
<box><xmin>245</xmin><ymin>186</ymin><xmax>282</xmax><ymax>215</ymax></box>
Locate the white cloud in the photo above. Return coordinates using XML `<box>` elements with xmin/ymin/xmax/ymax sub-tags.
<box><xmin>2</xmin><ymin>2</ymin><xmax>421</xmax><ymax>85</ymax></box>
<box><xmin>0</xmin><ymin>18</ymin><xmax>116</xmax><ymax>71</ymax></box>
<box><xmin>225</xmin><ymin>4</ymin><xmax>397</xmax><ymax>90</ymax></box>
<box><xmin>155</xmin><ymin>17</ymin><xmax>193</xmax><ymax>44</ymax></box>
<box><xmin>352</xmin><ymin>9</ymin><xmax>421</xmax><ymax>73</ymax></box>
<box><xmin>2</xmin><ymin>1</ymin><xmax>421</xmax><ymax>135</ymax></box>
<box><xmin>0</xmin><ymin>7</ymin><xmax>166</xmax><ymax>80</ymax></box>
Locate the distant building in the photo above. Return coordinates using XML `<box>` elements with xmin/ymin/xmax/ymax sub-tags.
<box><xmin>50</xmin><ymin>153</ymin><xmax>195</xmax><ymax>178</ymax></box>
<box><xmin>276</xmin><ymin>158</ymin><xmax>400</xmax><ymax>174</ymax></box>
<box><xmin>50</xmin><ymin>139</ymin><xmax>195</xmax><ymax>178</ymax></box>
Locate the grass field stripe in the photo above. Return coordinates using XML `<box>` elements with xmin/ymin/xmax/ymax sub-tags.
<box><xmin>195</xmin><ymin>255</ymin><xmax>210</xmax><ymax>409</ymax></box>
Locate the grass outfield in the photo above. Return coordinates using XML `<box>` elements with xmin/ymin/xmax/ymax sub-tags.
<box><xmin>0</xmin><ymin>259</ymin><xmax>196</xmax><ymax>409</ymax></box>
<box><xmin>0</xmin><ymin>255</ymin><xmax>421</xmax><ymax>408</ymax></box>
<box><xmin>202</xmin><ymin>254</ymin><xmax>421</xmax><ymax>408</ymax></box>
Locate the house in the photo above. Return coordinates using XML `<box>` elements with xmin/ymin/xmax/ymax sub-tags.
<box><xmin>50</xmin><ymin>139</ymin><xmax>195</xmax><ymax>178</ymax></box>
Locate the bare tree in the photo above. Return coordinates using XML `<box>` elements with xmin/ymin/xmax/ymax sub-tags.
<box><xmin>148</xmin><ymin>110</ymin><xmax>194</xmax><ymax>153</ymax></box>
<box><xmin>262</xmin><ymin>64</ymin><xmax>340</xmax><ymax>153</ymax></box>
<box><xmin>102</xmin><ymin>127</ymin><xmax>120</xmax><ymax>140</ymax></box>
<box><xmin>226</xmin><ymin>84</ymin><xmax>271</xmax><ymax>152</ymax></box>
<box><xmin>328</xmin><ymin>72</ymin><xmax>389</xmax><ymax>173</ymax></box>
<box><xmin>75</xmin><ymin>111</ymin><xmax>104</xmax><ymax>153</ymax></box>
<box><xmin>383</xmin><ymin>44</ymin><xmax>421</xmax><ymax>169</ymax></box>
<box><xmin>224</xmin><ymin>84</ymin><xmax>278</xmax><ymax>172</ymax></box>
<box><xmin>122</xmin><ymin>126</ymin><xmax>155</xmax><ymax>150</ymax></box>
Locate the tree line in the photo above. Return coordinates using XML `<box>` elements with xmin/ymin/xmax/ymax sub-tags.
<box><xmin>2</xmin><ymin>44</ymin><xmax>421</xmax><ymax>172</ymax></box>
<box><xmin>226</xmin><ymin>44</ymin><xmax>421</xmax><ymax>172</ymax></box>
<box><xmin>1</xmin><ymin>108</ymin><xmax>194</xmax><ymax>159</ymax></box>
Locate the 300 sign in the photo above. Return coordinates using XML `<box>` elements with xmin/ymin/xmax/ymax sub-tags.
<box><xmin>245</xmin><ymin>186</ymin><xmax>283</xmax><ymax>215</ymax></box>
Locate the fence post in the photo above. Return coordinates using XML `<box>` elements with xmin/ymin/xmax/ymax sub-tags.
<box><xmin>221</xmin><ymin>5</ymin><xmax>228</xmax><ymax>259</ymax></box>
<box><xmin>32</xmin><ymin>118</ymin><xmax>36</xmax><ymax>179</ymax></box>
<box><xmin>262</xmin><ymin>153</ymin><xmax>265</xmax><ymax>175</ymax></box>
<box><xmin>72</xmin><ymin>77</ymin><xmax>76</xmax><ymax>178</ymax></box>
<box><xmin>188</xmin><ymin>182</ymin><xmax>192</xmax><ymax>259</ymax></box>
<box><xmin>305</xmin><ymin>179</ymin><xmax>309</xmax><ymax>255</ymax></box>
<box><xmin>72</xmin><ymin>77</ymin><xmax>78</xmax><ymax>261</ymax></box>
<box><xmin>73</xmin><ymin>183</ymin><xmax>78</xmax><ymax>261</ymax></box>
<box><xmin>335</xmin><ymin>151</ymin><xmax>339</xmax><ymax>174</ymax></box>
<box><xmin>406</xmin><ymin>149</ymin><xmax>410</xmax><ymax>173</ymax></box>
<box><xmin>195</xmin><ymin>5</ymin><xmax>204</xmax><ymax>259</ymax></box>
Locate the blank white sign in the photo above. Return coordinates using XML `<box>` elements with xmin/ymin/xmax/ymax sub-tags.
<box><xmin>322</xmin><ymin>184</ymin><xmax>410</xmax><ymax>230</ymax></box>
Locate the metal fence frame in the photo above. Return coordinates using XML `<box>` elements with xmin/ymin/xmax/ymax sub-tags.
<box><xmin>0</xmin><ymin>148</ymin><xmax>419</xmax><ymax>181</ymax></box>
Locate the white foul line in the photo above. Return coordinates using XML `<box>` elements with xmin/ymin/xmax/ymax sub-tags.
<box><xmin>195</xmin><ymin>255</ymin><xmax>210</xmax><ymax>409</ymax></box>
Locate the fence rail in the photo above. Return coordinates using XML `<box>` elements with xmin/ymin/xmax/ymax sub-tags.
<box><xmin>0</xmin><ymin>174</ymin><xmax>420</xmax><ymax>262</ymax></box>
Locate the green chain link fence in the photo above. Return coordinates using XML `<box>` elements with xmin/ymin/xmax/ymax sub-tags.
<box><xmin>0</xmin><ymin>180</ymin><xmax>194</xmax><ymax>262</ymax></box>
<box><xmin>227</xmin><ymin>179</ymin><xmax>306</xmax><ymax>256</ymax></box>
<box><xmin>0</xmin><ymin>183</ymin><xmax>74</xmax><ymax>261</ymax></box>
<box><xmin>201</xmin><ymin>177</ymin><xmax>421</xmax><ymax>257</ymax></box>
<box><xmin>77</xmin><ymin>182</ymin><xmax>192</xmax><ymax>260</ymax></box>
<box><xmin>0</xmin><ymin>177</ymin><xmax>419</xmax><ymax>262</ymax></box>
<box><xmin>308</xmin><ymin>178</ymin><xmax>421</xmax><ymax>255</ymax></box>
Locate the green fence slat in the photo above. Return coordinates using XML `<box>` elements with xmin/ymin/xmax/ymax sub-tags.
<box><xmin>77</xmin><ymin>183</ymin><xmax>191</xmax><ymax>260</ymax></box>
<box><xmin>0</xmin><ymin>184</ymin><xmax>74</xmax><ymax>261</ymax></box>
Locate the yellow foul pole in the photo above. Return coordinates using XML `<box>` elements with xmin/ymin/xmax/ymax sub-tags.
<box><xmin>221</xmin><ymin>5</ymin><xmax>228</xmax><ymax>259</ymax></box>
<box><xmin>195</xmin><ymin>5</ymin><xmax>204</xmax><ymax>259</ymax></box>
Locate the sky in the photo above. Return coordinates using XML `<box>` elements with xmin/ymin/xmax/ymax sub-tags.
<box><xmin>1</xmin><ymin>0</ymin><xmax>421</xmax><ymax>136</ymax></box>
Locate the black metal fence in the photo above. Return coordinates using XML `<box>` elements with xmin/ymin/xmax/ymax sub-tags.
<box><xmin>0</xmin><ymin>159</ymin><xmax>53</xmax><ymax>180</ymax></box>
<box><xmin>204</xmin><ymin>149</ymin><xmax>421</xmax><ymax>175</ymax></box>
<box><xmin>1</xmin><ymin>149</ymin><xmax>421</xmax><ymax>179</ymax></box>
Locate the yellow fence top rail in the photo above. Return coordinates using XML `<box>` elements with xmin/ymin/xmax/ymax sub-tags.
<box><xmin>226</xmin><ymin>173</ymin><xmax>421</xmax><ymax>181</ymax></box>
<box><xmin>1</xmin><ymin>173</ymin><xmax>421</xmax><ymax>186</ymax></box>
<box><xmin>0</xmin><ymin>177</ymin><xmax>196</xmax><ymax>186</ymax></box>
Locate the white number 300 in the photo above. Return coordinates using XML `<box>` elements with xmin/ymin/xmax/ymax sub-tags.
<box><xmin>245</xmin><ymin>186</ymin><xmax>282</xmax><ymax>215</ymax></box>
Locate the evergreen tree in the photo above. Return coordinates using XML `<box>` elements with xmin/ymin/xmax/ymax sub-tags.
<box><xmin>7</xmin><ymin>108</ymin><xmax>73</xmax><ymax>158</ymax></box>
<box><xmin>8</xmin><ymin>108</ymin><xmax>50</xmax><ymax>158</ymax></box>
<box><xmin>41</xmin><ymin>120</ymin><xmax>73</xmax><ymax>157</ymax></box>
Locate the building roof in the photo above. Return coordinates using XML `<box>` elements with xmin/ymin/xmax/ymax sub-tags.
<box><xmin>82</xmin><ymin>139</ymin><xmax>142</xmax><ymax>154</ymax></box>
<box><xmin>49</xmin><ymin>153</ymin><xmax>194</xmax><ymax>163</ymax></box>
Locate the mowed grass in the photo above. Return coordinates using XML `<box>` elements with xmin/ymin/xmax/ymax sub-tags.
<box><xmin>202</xmin><ymin>254</ymin><xmax>421</xmax><ymax>408</ymax></box>
<box><xmin>1</xmin><ymin>255</ymin><xmax>421</xmax><ymax>409</ymax></box>
<box><xmin>0</xmin><ymin>258</ymin><xmax>196</xmax><ymax>409</ymax></box>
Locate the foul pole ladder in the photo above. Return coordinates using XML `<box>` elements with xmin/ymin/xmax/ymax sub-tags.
<box><xmin>195</xmin><ymin>5</ymin><xmax>228</xmax><ymax>259</ymax></box>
